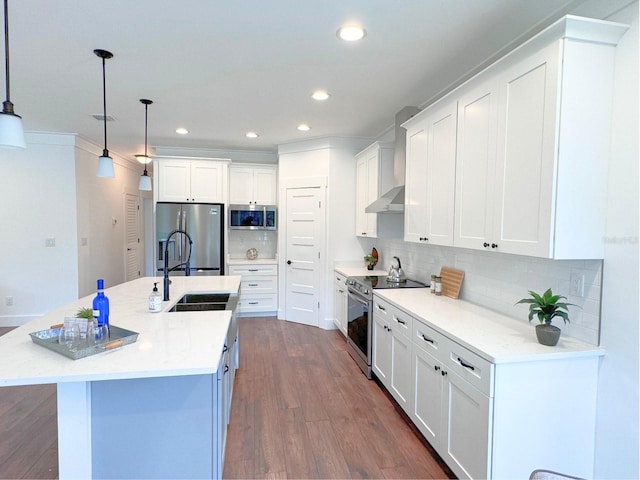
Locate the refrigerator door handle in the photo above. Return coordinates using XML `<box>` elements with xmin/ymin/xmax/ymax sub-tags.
<box><xmin>182</xmin><ymin>211</ymin><xmax>188</xmax><ymax>262</ymax></box>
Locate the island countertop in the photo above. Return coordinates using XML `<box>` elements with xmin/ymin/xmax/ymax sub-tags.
<box><xmin>0</xmin><ymin>275</ymin><xmax>241</xmax><ymax>387</ymax></box>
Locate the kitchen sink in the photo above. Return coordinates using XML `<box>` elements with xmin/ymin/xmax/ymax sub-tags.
<box><xmin>167</xmin><ymin>292</ymin><xmax>233</xmax><ymax>313</ymax></box>
<box><xmin>175</xmin><ymin>293</ymin><xmax>230</xmax><ymax>304</ymax></box>
<box><xmin>169</xmin><ymin>303</ymin><xmax>227</xmax><ymax>312</ymax></box>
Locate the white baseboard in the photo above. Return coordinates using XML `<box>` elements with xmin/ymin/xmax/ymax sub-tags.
<box><xmin>0</xmin><ymin>314</ymin><xmax>40</xmax><ymax>327</ymax></box>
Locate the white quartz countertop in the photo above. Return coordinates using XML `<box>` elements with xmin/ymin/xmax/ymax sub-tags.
<box><xmin>0</xmin><ymin>276</ymin><xmax>241</xmax><ymax>387</ymax></box>
<box><xmin>374</xmin><ymin>289</ymin><xmax>604</xmax><ymax>364</ymax></box>
<box><xmin>334</xmin><ymin>266</ymin><xmax>389</xmax><ymax>277</ymax></box>
<box><xmin>227</xmin><ymin>257</ymin><xmax>278</xmax><ymax>265</ymax></box>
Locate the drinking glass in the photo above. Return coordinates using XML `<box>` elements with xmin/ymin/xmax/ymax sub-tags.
<box><xmin>59</xmin><ymin>324</ymin><xmax>79</xmax><ymax>347</ymax></box>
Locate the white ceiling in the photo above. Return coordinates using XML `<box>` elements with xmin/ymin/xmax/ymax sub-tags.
<box><xmin>5</xmin><ymin>0</ymin><xmax>633</xmax><ymax>160</ymax></box>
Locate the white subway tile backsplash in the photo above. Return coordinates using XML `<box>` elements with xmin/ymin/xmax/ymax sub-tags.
<box><xmin>370</xmin><ymin>239</ymin><xmax>603</xmax><ymax>345</ymax></box>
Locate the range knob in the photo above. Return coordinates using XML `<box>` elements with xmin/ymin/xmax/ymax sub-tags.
<box><xmin>363</xmin><ymin>288</ymin><xmax>369</xmax><ymax>295</ymax></box>
<box><xmin>346</xmin><ymin>279</ymin><xmax>355</xmax><ymax>286</ymax></box>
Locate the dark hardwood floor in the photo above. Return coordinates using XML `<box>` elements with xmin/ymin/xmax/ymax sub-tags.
<box><xmin>0</xmin><ymin>327</ymin><xmax>58</xmax><ymax>479</ymax></box>
<box><xmin>0</xmin><ymin>320</ymin><xmax>453</xmax><ymax>480</ymax></box>
<box><xmin>224</xmin><ymin>317</ymin><xmax>453</xmax><ymax>479</ymax></box>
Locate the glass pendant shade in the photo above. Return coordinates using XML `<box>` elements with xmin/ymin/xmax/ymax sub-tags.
<box><xmin>0</xmin><ymin>111</ymin><xmax>25</xmax><ymax>148</ymax></box>
<box><xmin>97</xmin><ymin>152</ymin><xmax>115</xmax><ymax>178</ymax></box>
<box><xmin>138</xmin><ymin>172</ymin><xmax>152</xmax><ymax>191</ymax></box>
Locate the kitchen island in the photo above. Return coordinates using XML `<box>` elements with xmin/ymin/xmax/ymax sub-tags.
<box><xmin>0</xmin><ymin>275</ymin><xmax>241</xmax><ymax>480</ymax></box>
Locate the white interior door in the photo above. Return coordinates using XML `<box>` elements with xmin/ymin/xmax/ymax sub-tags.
<box><xmin>284</xmin><ymin>186</ymin><xmax>325</xmax><ymax>327</ymax></box>
<box><xmin>125</xmin><ymin>193</ymin><xmax>141</xmax><ymax>281</ymax></box>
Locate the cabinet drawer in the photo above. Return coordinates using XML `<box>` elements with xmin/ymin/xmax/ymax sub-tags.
<box><xmin>334</xmin><ymin>272</ymin><xmax>347</xmax><ymax>286</ymax></box>
<box><xmin>240</xmin><ymin>275</ymin><xmax>277</xmax><ymax>295</ymax></box>
<box><xmin>238</xmin><ymin>294</ymin><xmax>277</xmax><ymax>312</ymax></box>
<box><xmin>374</xmin><ymin>297</ymin><xmax>412</xmax><ymax>339</ymax></box>
<box><xmin>413</xmin><ymin>318</ymin><xmax>449</xmax><ymax>358</ymax></box>
<box><xmin>228</xmin><ymin>264</ymin><xmax>277</xmax><ymax>276</ymax></box>
<box><xmin>443</xmin><ymin>341</ymin><xmax>494</xmax><ymax>397</ymax></box>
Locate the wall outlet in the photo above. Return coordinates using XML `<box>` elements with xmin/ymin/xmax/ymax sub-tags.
<box><xmin>5</xmin><ymin>296</ymin><xmax>13</xmax><ymax>306</ymax></box>
<box><xmin>570</xmin><ymin>273</ymin><xmax>585</xmax><ymax>297</ymax></box>
<box><xmin>45</xmin><ymin>237</ymin><xmax>56</xmax><ymax>247</ymax></box>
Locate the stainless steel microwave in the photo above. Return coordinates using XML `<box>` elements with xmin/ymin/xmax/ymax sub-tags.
<box><xmin>228</xmin><ymin>205</ymin><xmax>277</xmax><ymax>230</ymax></box>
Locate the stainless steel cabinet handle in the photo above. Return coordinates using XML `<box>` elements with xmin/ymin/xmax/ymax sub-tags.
<box><xmin>248</xmin><ymin>283</ymin><xmax>258</xmax><ymax>287</ymax></box>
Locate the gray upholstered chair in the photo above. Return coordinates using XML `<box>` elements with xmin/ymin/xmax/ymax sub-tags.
<box><xmin>530</xmin><ymin>469</ymin><xmax>587</xmax><ymax>480</ymax></box>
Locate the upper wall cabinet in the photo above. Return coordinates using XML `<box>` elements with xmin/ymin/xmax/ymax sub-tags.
<box><xmin>404</xmin><ymin>101</ymin><xmax>457</xmax><ymax>246</ymax></box>
<box><xmin>355</xmin><ymin>142</ymin><xmax>402</xmax><ymax>238</ymax></box>
<box><xmin>407</xmin><ymin>15</ymin><xmax>628</xmax><ymax>259</ymax></box>
<box><xmin>157</xmin><ymin>158</ymin><xmax>229</xmax><ymax>203</ymax></box>
<box><xmin>229</xmin><ymin>165</ymin><xmax>277</xmax><ymax>205</ymax></box>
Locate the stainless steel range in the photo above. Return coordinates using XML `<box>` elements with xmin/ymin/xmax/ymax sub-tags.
<box><xmin>345</xmin><ymin>275</ymin><xmax>427</xmax><ymax>378</ymax></box>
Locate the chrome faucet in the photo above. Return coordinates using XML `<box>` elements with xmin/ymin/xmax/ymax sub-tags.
<box><xmin>163</xmin><ymin>229</ymin><xmax>193</xmax><ymax>301</ymax></box>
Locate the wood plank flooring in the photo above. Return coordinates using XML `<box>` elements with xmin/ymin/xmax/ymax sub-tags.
<box><xmin>224</xmin><ymin>317</ymin><xmax>454</xmax><ymax>479</ymax></box>
<box><xmin>0</xmin><ymin>320</ymin><xmax>454</xmax><ymax>480</ymax></box>
<box><xmin>0</xmin><ymin>328</ymin><xmax>59</xmax><ymax>479</ymax></box>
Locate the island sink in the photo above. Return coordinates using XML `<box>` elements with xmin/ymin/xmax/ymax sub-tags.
<box><xmin>168</xmin><ymin>292</ymin><xmax>232</xmax><ymax>313</ymax></box>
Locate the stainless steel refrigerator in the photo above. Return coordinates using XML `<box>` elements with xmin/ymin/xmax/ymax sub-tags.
<box><xmin>156</xmin><ymin>202</ymin><xmax>224</xmax><ymax>276</ymax></box>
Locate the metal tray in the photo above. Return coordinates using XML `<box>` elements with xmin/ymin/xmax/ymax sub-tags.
<box><xmin>30</xmin><ymin>325</ymin><xmax>139</xmax><ymax>360</ymax></box>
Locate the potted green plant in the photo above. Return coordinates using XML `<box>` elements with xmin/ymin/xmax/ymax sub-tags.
<box><xmin>76</xmin><ymin>307</ymin><xmax>94</xmax><ymax>320</ymax></box>
<box><xmin>515</xmin><ymin>288</ymin><xmax>577</xmax><ymax>346</ymax></box>
<box><xmin>364</xmin><ymin>254</ymin><xmax>377</xmax><ymax>270</ymax></box>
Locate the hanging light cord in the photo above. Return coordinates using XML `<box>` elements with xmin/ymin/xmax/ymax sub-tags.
<box><xmin>101</xmin><ymin>54</ymin><xmax>108</xmax><ymax>156</ymax></box>
<box><xmin>143</xmin><ymin>102</ymin><xmax>148</xmax><ymax>175</ymax></box>
<box><xmin>3</xmin><ymin>0</ymin><xmax>14</xmax><ymax>113</ymax></box>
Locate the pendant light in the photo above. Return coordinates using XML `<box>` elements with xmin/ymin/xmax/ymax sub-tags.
<box><xmin>94</xmin><ymin>48</ymin><xmax>114</xmax><ymax>178</ymax></box>
<box><xmin>137</xmin><ymin>98</ymin><xmax>153</xmax><ymax>191</ymax></box>
<box><xmin>0</xmin><ymin>0</ymin><xmax>24</xmax><ymax>149</ymax></box>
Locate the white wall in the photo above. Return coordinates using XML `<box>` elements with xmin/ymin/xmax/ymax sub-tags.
<box><xmin>0</xmin><ymin>132</ymin><xmax>150</xmax><ymax>325</ymax></box>
<box><xmin>0</xmin><ymin>133</ymin><xmax>79</xmax><ymax>324</ymax></box>
<box><xmin>74</xmin><ymin>138</ymin><xmax>148</xmax><ymax>297</ymax></box>
<box><xmin>594</xmin><ymin>3</ymin><xmax>639</xmax><ymax>478</ymax></box>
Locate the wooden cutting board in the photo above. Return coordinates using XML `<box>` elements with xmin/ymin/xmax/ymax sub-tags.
<box><xmin>440</xmin><ymin>267</ymin><xmax>464</xmax><ymax>299</ymax></box>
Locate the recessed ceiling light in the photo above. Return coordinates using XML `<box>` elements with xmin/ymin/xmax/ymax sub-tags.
<box><xmin>312</xmin><ymin>90</ymin><xmax>330</xmax><ymax>101</ymax></box>
<box><xmin>176</xmin><ymin>127</ymin><xmax>189</xmax><ymax>135</ymax></box>
<box><xmin>245</xmin><ymin>131</ymin><xmax>259</xmax><ymax>138</ymax></box>
<box><xmin>337</xmin><ymin>24</ymin><xmax>366</xmax><ymax>42</ymax></box>
<box><xmin>297</xmin><ymin>124</ymin><xmax>311</xmax><ymax>132</ymax></box>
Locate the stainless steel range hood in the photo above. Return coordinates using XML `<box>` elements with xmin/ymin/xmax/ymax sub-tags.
<box><xmin>365</xmin><ymin>106</ymin><xmax>420</xmax><ymax>214</ymax></box>
<box><xmin>365</xmin><ymin>185</ymin><xmax>405</xmax><ymax>213</ymax></box>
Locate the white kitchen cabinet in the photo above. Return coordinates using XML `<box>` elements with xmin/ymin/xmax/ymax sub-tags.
<box><xmin>371</xmin><ymin>296</ymin><xmax>413</xmax><ymax>411</ymax></box>
<box><xmin>410</xmin><ymin>314</ymin><xmax>493</xmax><ymax>480</ymax></box>
<box><xmin>354</xmin><ymin>142</ymin><xmax>401</xmax><ymax>238</ymax></box>
<box><xmin>452</xmin><ymin>16</ymin><xmax>627</xmax><ymax>258</ymax></box>
<box><xmin>229</xmin><ymin>164</ymin><xmax>277</xmax><ymax>205</ymax></box>
<box><xmin>157</xmin><ymin>158</ymin><xmax>228</xmax><ymax>203</ymax></box>
<box><xmin>403</xmin><ymin>101</ymin><xmax>457</xmax><ymax>245</ymax></box>
<box><xmin>228</xmin><ymin>263</ymin><xmax>277</xmax><ymax>316</ymax></box>
<box><xmin>373</xmin><ymin>287</ymin><xmax>602</xmax><ymax>480</ymax></box>
<box><xmin>453</xmin><ymin>79</ymin><xmax>500</xmax><ymax>251</ymax></box>
<box><xmin>333</xmin><ymin>271</ymin><xmax>348</xmax><ymax>336</ymax></box>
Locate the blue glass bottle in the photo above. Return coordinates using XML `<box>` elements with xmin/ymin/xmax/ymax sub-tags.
<box><xmin>92</xmin><ymin>279</ymin><xmax>110</xmax><ymax>330</ymax></box>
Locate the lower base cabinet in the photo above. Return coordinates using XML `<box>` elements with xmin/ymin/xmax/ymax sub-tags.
<box><xmin>333</xmin><ymin>272</ymin><xmax>348</xmax><ymax>336</ymax></box>
<box><xmin>228</xmin><ymin>263</ymin><xmax>278</xmax><ymax>316</ymax></box>
<box><xmin>372</xmin><ymin>293</ymin><xmax>600</xmax><ymax>480</ymax></box>
<box><xmin>372</xmin><ymin>297</ymin><xmax>412</xmax><ymax>410</ymax></box>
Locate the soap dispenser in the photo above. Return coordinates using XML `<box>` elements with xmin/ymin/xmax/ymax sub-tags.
<box><xmin>149</xmin><ymin>282</ymin><xmax>162</xmax><ymax>313</ymax></box>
